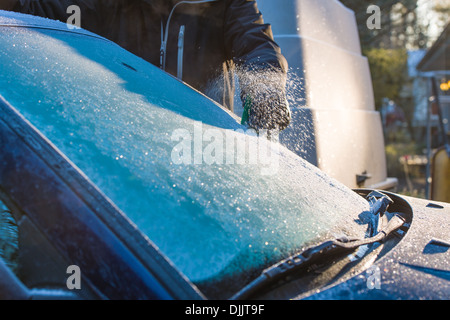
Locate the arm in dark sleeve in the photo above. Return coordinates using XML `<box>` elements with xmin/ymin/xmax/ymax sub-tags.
<box><xmin>224</xmin><ymin>0</ymin><xmax>288</xmax><ymax>74</ymax></box>
<box><xmin>224</xmin><ymin>0</ymin><xmax>291</xmax><ymax>132</ymax></box>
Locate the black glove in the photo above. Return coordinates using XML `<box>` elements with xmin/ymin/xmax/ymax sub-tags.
<box><xmin>241</xmin><ymin>87</ymin><xmax>291</xmax><ymax>132</ymax></box>
<box><xmin>239</xmin><ymin>70</ymin><xmax>291</xmax><ymax>132</ymax></box>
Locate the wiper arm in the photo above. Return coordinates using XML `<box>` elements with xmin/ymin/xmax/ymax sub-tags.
<box><xmin>231</xmin><ymin>195</ymin><xmax>406</xmax><ymax>300</ymax></box>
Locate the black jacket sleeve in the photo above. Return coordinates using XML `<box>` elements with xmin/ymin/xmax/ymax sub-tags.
<box><xmin>224</xmin><ymin>0</ymin><xmax>288</xmax><ymax>74</ymax></box>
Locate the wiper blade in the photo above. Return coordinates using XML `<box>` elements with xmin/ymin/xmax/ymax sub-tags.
<box><xmin>367</xmin><ymin>190</ymin><xmax>393</xmax><ymax>217</ymax></box>
<box><xmin>231</xmin><ymin>210</ymin><xmax>406</xmax><ymax>300</ymax></box>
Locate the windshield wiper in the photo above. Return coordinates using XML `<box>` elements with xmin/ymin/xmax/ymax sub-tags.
<box><xmin>231</xmin><ymin>192</ymin><xmax>406</xmax><ymax>300</ymax></box>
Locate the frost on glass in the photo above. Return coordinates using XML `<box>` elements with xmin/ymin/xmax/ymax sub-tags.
<box><xmin>0</xmin><ymin>14</ymin><xmax>371</xmax><ymax>287</ymax></box>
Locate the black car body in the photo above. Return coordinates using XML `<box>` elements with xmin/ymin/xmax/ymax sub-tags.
<box><xmin>0</xmin><ymin>11</ymin><xmax>448</xmax><ymax>300</ymax></box>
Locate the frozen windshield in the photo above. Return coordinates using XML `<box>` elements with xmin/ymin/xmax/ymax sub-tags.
<box><xmin>0</xmin><ymin>12</ymin><xmax>371</xmax><ymax>298</ymax></box>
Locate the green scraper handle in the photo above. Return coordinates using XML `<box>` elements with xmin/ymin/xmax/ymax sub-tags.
<box><xmin>241</xmin><ymin>96</ymin><xmax>251</xmax><ymax>126</ymax></box>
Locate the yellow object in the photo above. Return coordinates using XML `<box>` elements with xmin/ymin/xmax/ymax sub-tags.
<box><xmin>431</xmin><ymin>147</ymin><xmax>450</xmax><ymax>203</ymax></box>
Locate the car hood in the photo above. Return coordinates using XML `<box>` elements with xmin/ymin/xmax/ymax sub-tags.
<box><xmin>302</xmin><ymin>194</ymin><xmax>450</xmax><ymax>300</ymax></box>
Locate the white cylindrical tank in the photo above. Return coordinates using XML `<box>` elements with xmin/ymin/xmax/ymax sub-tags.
<box><xmin>256</xmin><ymin>0</ymin><xmax>397</xmax><ymax>190</ymax></box>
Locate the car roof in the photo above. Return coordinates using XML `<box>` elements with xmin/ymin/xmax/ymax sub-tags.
<box><xmin>0</xmin><ymin>9</ymin><xmax>109</xmax><ymax>41</ymax></box>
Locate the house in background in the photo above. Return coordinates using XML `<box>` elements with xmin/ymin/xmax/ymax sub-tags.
<box><xmin>403</xmin><ymin>24</ymin><xmax>449</xmax><ymax>148</ymax></box>
<box><xmin>406</xmin><ymin>50</ymin><xmax>429</xmax><ymax>143</ymax></box>
<box><xmin>416</xmin><ymin>23</ymin><xmax>450</xmax><ymax>145</ymax></box>
<box><xmin>415</xmin><ymin>23</ymin><xmax>449</xmax><ymax>201</ymax></box>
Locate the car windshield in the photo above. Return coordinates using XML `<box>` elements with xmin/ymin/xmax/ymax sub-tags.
<box><xmin>0</xmin><ymin>12</ymin><xmax>371</xmax><ymax>298</ymax></box>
